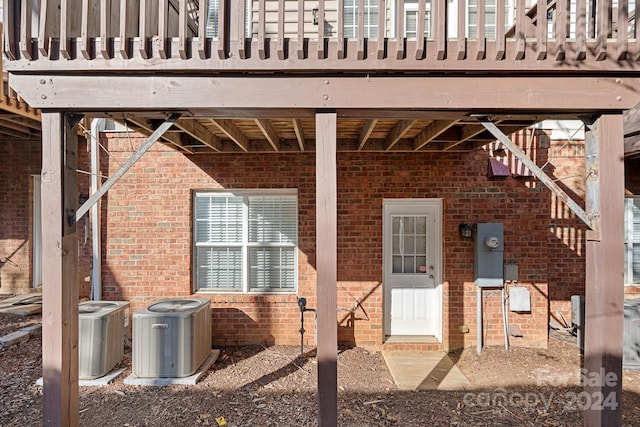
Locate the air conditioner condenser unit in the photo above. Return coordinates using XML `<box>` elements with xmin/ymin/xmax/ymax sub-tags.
<box><xmin>132</xmin><ymin>298</ymin><xmax>211</xmax><ymax>378</ymax></box>
<box><xmin>78</xmin><ymin>301</ymin><xmax>130</xmax><ymax>380</ymax></box>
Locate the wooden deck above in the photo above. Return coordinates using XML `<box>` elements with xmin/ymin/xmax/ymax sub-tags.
<box><xmin>3</xmin><ymin>0</ymin><xmax>640</xmax><ymax>75</ymax></box>
<box><xmin>0</xmin><ymin>25</ymin><xmax>40</xmax><ymax>141</ymax></box>
<box><xmin>3</xmin><ymin>1</ymin><xmax>639</xmax><ymax>153</ymax></box>
<box><xmin>111</xmin><ymin>110</ymin><xmax>549</xmax><ymax>154</ymax></box>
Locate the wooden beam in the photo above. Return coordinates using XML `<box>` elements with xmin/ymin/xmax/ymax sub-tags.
<box><xmin>13</xmin><ymin>76</ymin><xmax>640</xmax><ymax>111</ymax></box>
<box><xmin>254</xmin><ymin>119</ymin><xmax>280</xmax><ymax>151</ymax></box>
<box><xmin>173</xmin><ymin>119</ymin><xmax>222</xmax><ymax>151</ymax></box>
<box><xmin>413</xmin><ymin>120</ymin><xmax>456</xmax><ymax>150</ymax></box>
<box><xmin>441</xmin><ymin>123</ymin><xmax>490</xmax><ymax>150</ymax></box>
<box><xmin>357</xmin><ymin>119</ymin><xmax>378</xmax><ymax>150</ymax></box>
<box><xmin>0</xmin><ymin>122</ymin><xmax>34</xmax><ymax>138</ymax></box>
<box><xmin>75</xmin><ymin>113</ymin><xmax>181</xmax><ymax>222</ymax></box>
<box><xmin>315</xmin><ymin>112</ymin><xmax>338</xmax><ymax>427</ymax></box>
<box><xmin>210</xmin><ymin>119</ymin><xmax>249</xmax><ymax>151</ymax></box>
<box><xmin>384</xmin><ymin>120</ymin><xmax>416</xmax><ymax>151</ymax></box>
<box><xmin>124</xmin><ymin>116</ymin><xmax>191</xmax><ymax>153</ymax></box>
<box><xmin>481</xmin><ymin>119</ymin><xmax>593</xmax><ymax>228</ymax></box>
<box><xmin>41</xmin><ymin>112</ymin><xmax>79</xmax><ymax>427</ymax></box>
<box><xmin>293</xmin><ymin>119</ymin><xmax>305</xmax><ymax>151</ymax></box>
<box><xmin>584</xmin><ymin>114</ymin><xmax>624</xmax><ymax>427</ymax></box>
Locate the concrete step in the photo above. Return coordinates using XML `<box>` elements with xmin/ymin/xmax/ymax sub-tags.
<box><xmin>382</xmin><ymin>336</ymin><xmax>443</xmax><ymax>353</ymax></box>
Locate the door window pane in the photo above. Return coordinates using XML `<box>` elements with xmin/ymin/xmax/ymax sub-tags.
<box><xmin>392</xmin><ymin>215</ymin><xmax>429</xmax><ymax>274</ymax></box>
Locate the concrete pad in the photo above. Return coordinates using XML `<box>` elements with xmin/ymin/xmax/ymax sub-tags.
<box><xmin>124</xmin><ymin>349</ymin><xmax>220</xmax><ymax>386</ymax></box>
<box><xmin>36</xmin><ymin>368</ymin><xmax>127</xmax><ymax>387</ymax></box>
<box><xmin>383</xmin><ymin>351</ymin><xmax>472</xmax><ymax>391</ymax></box>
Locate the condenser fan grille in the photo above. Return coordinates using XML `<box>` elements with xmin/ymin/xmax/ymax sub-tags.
<box><xmin>79</xmin><ymin>302</ymin><xmax>120</xmax><ymax>314</ymax></box>
<box><xmin>147</xmin><ymin>299</ymin><xmax>203</xmax><ymax>313</ymax></box>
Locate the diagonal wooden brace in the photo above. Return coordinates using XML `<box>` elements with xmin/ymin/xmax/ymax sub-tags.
<box><xmin>72</xmin><ymin>113</ymin><xmax>181</xmax><ymax>225</ymax></box>
<box><xmin>479</xmin><ymin>119</ymin><xmax>599</xmax><ymax>237</ymax></box>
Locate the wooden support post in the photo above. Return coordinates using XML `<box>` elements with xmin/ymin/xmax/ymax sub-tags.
<box><xmin>315</xmin><ymin>112</ymin><xmax>338</xmax><ymax>427</ymax></box>
<box><xmin>584</xmin><ymin>114</ymin><xmax>624</xmax><ymax>427</ymax></box>
<box><xmin>41</xmin><ymin>112</ymin><xmax>80</xmax><ymax>427</ymax></box>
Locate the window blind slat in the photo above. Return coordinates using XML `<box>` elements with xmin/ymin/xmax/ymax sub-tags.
<box><xmin>197</xmin><ymin>247</ymin><xmax>242</xmax><ymax>290</ymax></box>
<box><xmin>249</xmin><ymin>247</ymin><xmax>296</xmax><ymax>290</ymax></box>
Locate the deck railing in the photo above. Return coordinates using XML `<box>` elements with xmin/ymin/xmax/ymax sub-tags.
<box><xmin>0</xmin><ymin>23</ymin><xmax>39</xmax><ymax>119</ymax></box>
<box><xmin>2</xmin><ymin>0</ymin><xmax>638</xmax><ymax>72</ymax></box>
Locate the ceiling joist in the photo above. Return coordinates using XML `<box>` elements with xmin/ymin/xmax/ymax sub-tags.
<box><xmin>124</xmin><ymin>116</ymin><xmax>193</xmax><ymax>154</ymax></box>
<box><xmin>210</xmin><ymin>119</ymin><xmax>250</xmax><ymax>152</ymax></box>
<box><xmin>413</xmin><ymin>120</ymin><xmax>457</xmax><ymax>150</ymax></box>
<box><xmin>255</xmin><ymin>119</ymin><xmax>280</xmax><ymax>151</ymax></box>
<box><xmin>384</xmin><ymin>120</ymin><xmax>417</xmax><ymax>151</ymax></box>
<box><xmin>173</xmin><ymin>119</ymin><xmax>222</xmax><ymax>152</ymax></box>
<box><xmin>358</xmin><ymin>119</ymin><xmax>378</xmax><ymax>150</ymax></box>
<box><xmin>292</xmin><ymin>119</ymin><xmax>305</xmax><ymax>151</ymax></box>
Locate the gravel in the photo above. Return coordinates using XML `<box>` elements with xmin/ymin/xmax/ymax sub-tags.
<box><xmin>1</xmin><ymin>305</ymin><xmax>639</xmax><ymax>426</ymax></box>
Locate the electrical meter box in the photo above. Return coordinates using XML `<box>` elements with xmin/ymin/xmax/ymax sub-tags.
<box><xmin>474</xmin><ymin>223</ymin><xmax>504</xmax><ymax>287</ymax></box>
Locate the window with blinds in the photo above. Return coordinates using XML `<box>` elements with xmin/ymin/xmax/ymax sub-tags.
<box><xmin>205</xmin><ymin>0</ymin><xmax>252</xmax><ymax>38</ymax></box>
<box><xmin>625</xmin><ymin>197</ymin><xmax>640</xmax><ymax>286</ymax></box>
<box><xmin>344</xmin><ymin>0</ymin><xmax>380</xmax><ymax>38</ymax></box>
<box><xmin>194</xmin><ymin>191</ymin><xmax>298</xmax><ymax>292</ymax></box>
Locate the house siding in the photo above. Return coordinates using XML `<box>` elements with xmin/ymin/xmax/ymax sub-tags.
<box><xmin>92</xmin><ymin>130</ymin><xmax>552</xmax><ymax>350</ymax></box>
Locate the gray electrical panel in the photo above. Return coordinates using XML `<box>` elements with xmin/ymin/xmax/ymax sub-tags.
<box><xmin>474</xmin><ymin>223</ymin><xmax>504</xmax><ymax>287</ymax></box>
<box><xmin>571</xmin><ymin>295</ymin><xmax>585</xmax><ymax>350</ymax></box>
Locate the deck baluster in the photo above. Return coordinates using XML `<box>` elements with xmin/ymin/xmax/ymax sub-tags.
<box><xmin>297</xmin><ymin>0</ymin><xmax>305</xmax><ymax>59</ymax></box>
<box><xmin>356</xmin><ymin>0</ymin><xmax>365</xmax><ymax>60</ymax></box>
<box><xmin>596</xmin><ymin>0</ymin><xmax>611</xmax><ymax>60</ymax></box>
<box><xmin>575</xmin><ymin>0</ymin><xmax>586</xmax><ymax>60</ymax></box>
<box><xmin>555</xmin><ymin>0</ymin><xmax>567</xmax><ymax>60</ymax></box>
<box><xmin>476</xmin><ymin>0</ymin><xmax>486</xmax><ymax>60</ymax></box>
<box><xmin>158</xmin><ymin>0</ymin><xmax>169</xmax><ymax>58</ymax></box>
<box><xmin>377</xmin><ymin>0</ymin><xmax>385</xmax><ymax>59</ymax></box>
<box><xmin>396</xmin><ymin>0</ymin><xmax>405</xmax><ymax>59</ymax></box>
<box><xmin>20</xmin><ymin>0</ymin><xmax>33</xmax><ymax>59</ymax></box>
<box><xmin>618</xmin><ymin>0</ymin><xmax>629</xmax><ymax>60</ymax></box>
<box><xmin>514</xmin><ymin>0</ymin><xmax>525</xmax><ymax>59</ymax></box>
<box><xmin>318</xmin><ymin>0</ymin><xmax>326</xmax><ymax>59</ymax></box>
<box><xmin>257</xmin><ymin>0</ymin><xmax>266</xmax><ymax>59</ymax></box>
<box><xmin>434</xmin><ymin>0</ymin><xmax>446</xmax><ymax>60</ymax></box>
<box><xmin>277</xmin><ymin>0</ymin><xmax>286</xmax><ymax>59</ymax></box>
<box><xmin>457</xmin><ymin>0</ymin><xmax>466</xmax><ymax>60</ymax></box>
<box><xmin>536</xmin><ymin>0</ymin><xmax>548</xmax><ymax>60</ymax></box>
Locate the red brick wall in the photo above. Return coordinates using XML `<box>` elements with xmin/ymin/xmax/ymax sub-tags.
<box><xmin>0</xmin><ymin>140</ymin><xmax>41</xmax><ymax>294</ymax></box>
<box><xmin>98</xmin><ymin>132</ymin><xmax>550</xmax><ymax>350</ymax></box>
<box><xmin>546</xmin><ymin>139</ymin><xmax>587</xmax><ymax>324</ymax></box>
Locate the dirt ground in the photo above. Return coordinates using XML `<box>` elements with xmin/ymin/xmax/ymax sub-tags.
<box><xmin>1</xmin><ymin>307</ymin><xmax>640</xmax><ymax>426</ymax></box>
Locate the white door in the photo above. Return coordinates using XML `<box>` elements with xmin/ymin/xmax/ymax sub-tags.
<box><xmin>383</xmin><ymin>199</ymin><xmax>442</xmax><ymax>339</ymax></box>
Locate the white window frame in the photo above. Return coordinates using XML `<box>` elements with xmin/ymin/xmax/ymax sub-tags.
<box><xmin>344</xmin><ymin>0</ymin><xmax>381</xmax><ymax>39</ymax></box>
<box><xmin>206</xmin><ymin>0</ymin><xmax>252</xmax><ymax>38</ymax></box>
<box><xmin>465</xmin><ymin>0</ymin><xmax>515</xmax><ymax>39</ymax></box>
<box><xmin>193</xmin><ymin>189</ymin><xmax>298</xmax><ymax>294</ymax></box>
<box><xmin>625</xmin><ymin>196</ymin><xmax>640</xmax><ymax>286</ymax></box>
<box><xmin>404</xmin><ymin>1</ymin><xmax>432</xmax><ymax>39</ymax></box>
